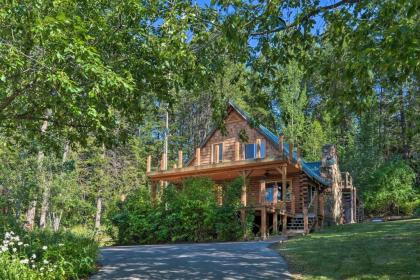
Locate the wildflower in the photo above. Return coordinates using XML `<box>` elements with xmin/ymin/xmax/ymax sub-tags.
<box><xmin>24</xmin><ymin>244</ymin><xmax>29</xmax><ymax>247</ymax></box>
<box><xmin>9</xmin><ymin>241</ymin><xmax>14</xmax><ymax>246</ymax></box>
<box><xmin>5</xmin><ymin>232</ymin><xmax>11</xmax><ymax>239</ymax></box>
<box><xmin>43</xmin><ymin>260</ymin><xmax>49</xmax><ymax>264</ymax></box>
<box><xmin>42</xmin><ymin>246</ymin><xmax>48</xmax><ymax>250</ymax></box>
<box><xmin>40</xmin><ymin>267</ymin><xmax>44</xmax><ymax>271</ymax></box>
<box><xmin>31</xmin><ymin>254</ymin><xmax>36</xmax><ymax>259</ymax></box>
<box><xmin>32</xmin><ymin>264</ymin><xmax>36</xmax><ymax>268</ymax></box>
<box><xmin>12</xmin><ymin>248</ymin><xmax>17</xmax><ymax>253</ymax></box>
<box><xmin>48</xmin><ymin>268</ymin><xmax>53</xmax><ymax>272</ymax></box>
<box><xmin>20</xmin><ymin>259</ymin><xmax>29</xmax><ymax>264</ymax></box>
<box><xmin>18</xmin><ymin>242</ymin><xmax>23</xmax><ymax>246</ymax></box>
<box><xmin>58</xmin><ymin>243</ymin><xmax>64</xmax><ymax>247</ymax></box>
<box><xmin>1</xmin><ymin>246</ymin><xmax>7</xmax><ymax>252</ymax></box>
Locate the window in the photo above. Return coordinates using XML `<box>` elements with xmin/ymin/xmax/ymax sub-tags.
<box><xmin>245</xmin><ymin>143</ymin><xmax>256</xmax><ymax>159</ymax></box>
<box><xmin>278</xmin><ymin>182</ymin><xmax>291</xmax><ymax>201</ymax></box>
<box><xmin>260</xmin><ymin>141</ymin><xmax>266</xmax><ymax>158</ymax></box>
<box><xmin>244</xmin><ymin>140</ymin><xmax>266</xmax><ymax>159</ymax></box>
<box><xmin>308</xmin><ymin>185</ymin><xmax>317</xmax><ymax>203</ymax></box>
<box><xmin>265</xmin><ymin>181</ymin><xmax>291</xmax><ymax>202</ymax></box>
<box><xmin>265</xmin><ymin>182</ymin><xmax>276</xmax><ymax>202</ymax></box>
<box><xmin>213</xmin><ymin>143</ymin><xmax>223</xmax><ymax>163</ymax></box>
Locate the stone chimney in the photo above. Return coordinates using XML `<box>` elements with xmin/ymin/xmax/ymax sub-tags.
<box><xmin>321</xmin><ymin>144</ymin><xmax>338</xmax><ymax>179</ymax></box>
<box><xmin>321</xmin><ymin>144</ymin><xmax>343</xmax><ymax>225</ymax></box>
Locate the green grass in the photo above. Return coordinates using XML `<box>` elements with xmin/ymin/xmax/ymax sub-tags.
<box><xmin>272</xmin><ymin>219</ymin><xmax>420</xmax><ymax>280</ymax></box>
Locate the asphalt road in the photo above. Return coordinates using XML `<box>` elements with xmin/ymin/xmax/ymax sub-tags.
<box><xmin>90</xmin><ymin>238</ymin><xmax>292</xmax><ymax>280</ymax></box>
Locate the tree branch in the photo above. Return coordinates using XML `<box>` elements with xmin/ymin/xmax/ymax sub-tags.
<box><xmin>0</xmin><ymin>91</ymin><xmax>21</xmax><ymax>112</ymax></box>
<box><xmin>250</xmin><ymin>0</ymin><xmax>361</xmax><ymax>36</ymax></box>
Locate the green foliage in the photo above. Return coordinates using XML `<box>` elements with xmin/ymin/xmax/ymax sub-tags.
<box><xmin>0</xmin><ymin>229</ymin><xmax>98</xmax><ymax>280</ymax></box>
<box><xmin>110</xmin><ymin>177</ymin><xmax>253</xmax><ymax>244</ymax></box>
<box><xmin>364</xmin><ymin>160</ymin><xmax>416</xmax><ymax>215</ymax></box>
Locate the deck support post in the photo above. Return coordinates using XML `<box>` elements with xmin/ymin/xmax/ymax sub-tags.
<box><xmin>241</xmin><ymin>172</ymin><xmax>247</xmax><ymax>207</ymax></box>
<box><xmin>314</xmin><ymin>190</ymin><xmax>320</xmax><ymax>230</ymax></box>
<box><xmin>151</xmin><ymin>182</ymin><xmax>157</xmax><ymax>204</ymax></box>
<box><xmin>259</xmin><ymin>180</ymin><xmax>266</xmax><ymax>204</ymax></box>
<box><xmin>261</xmin><ymin>207</ymin><xmax>267</xmax><ymax>239</ymax></box>
<box><xmin>281</xmin><ymin>166</ymin><xmax>287</xmax><ymax>204</ymax></box>
<box><xmin>303</xmin><ymin>206</ymin><xmax>309</xmax><ymax>234</ymax></box>
<box><xmin>282</xmin><ymin>214</ymin><xmax>287</xmax><ymax>235</ymax></box>
<box><xmin>178</xmin><ymin>150</ymin><xmax>183</xmax><ymax>168</ymax></box>
<box><xmin>353</xmin><ymin>188</ymin><xmax>357</xmax><ymax>223</ymax></box>
<box><xmin>273</xmin><ymin>211</ymin><xmax>278</xmax><ymax>235</ymax></box>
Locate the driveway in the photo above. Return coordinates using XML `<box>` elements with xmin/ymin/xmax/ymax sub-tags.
<box><xmin>91</xmin><ymin>238</ymin><xmax>292</xmax><ymax>280</ymax></box>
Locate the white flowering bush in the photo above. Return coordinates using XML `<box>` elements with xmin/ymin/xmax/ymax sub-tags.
<box><xmin>0</xmin><ymin>230</ymin><xmax>98</xmax><ymax>280</ymax></box>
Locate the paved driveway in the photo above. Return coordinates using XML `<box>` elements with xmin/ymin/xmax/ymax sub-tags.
<box><xmin>91</xmin><ymin>238</ymin><xmax>291</xmax><ymax>280</ymax></box>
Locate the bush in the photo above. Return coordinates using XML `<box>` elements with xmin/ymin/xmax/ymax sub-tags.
<box><xmin>110</xmin><ymin>177</ymin><xmax>254</xmax><ymax>244</ymax></box>
<box><xmin>364</xmin><ymin>160</ymin><xmax>416</xmax><ymax>216</ymax></box>
<box><xmin>0</xmin><ymin>229</ymin><xmax>98</xmax><ymax>280</ymax></box>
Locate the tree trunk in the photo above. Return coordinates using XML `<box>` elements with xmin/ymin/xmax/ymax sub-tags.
<box><xmin>36</xmin><ymin>112</ymin><xmax>51</xmax><ymax>229</ymax></box>
<box><xmin>399</xmin><ymin>90</ymin><xmax>409</xmax><ymax>159</ymax></box>
<box><xmin>39</xmin><ymin>181</ymin><xmax>50</xmax><ymax>229</ymax></box>
<box><xmin>52</xmin><ymin>211</ymin><xmax>62</xmax><ymax>232</ymax></box>
<box><xmin>95</xmin><ymin>196</ymin><xmax>102</xmax><ymax>231</ymax></box>
<box><xmin>25</xmin><ymin>200</ymin><xmax>37</xmax><ymax>230</ymax></box>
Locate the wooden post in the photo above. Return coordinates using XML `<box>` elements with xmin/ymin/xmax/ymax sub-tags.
<box><xmin>314</xmin><ymin>191</ymin><xmax>319</xmax><ymax>230</ymax></box>
<box><xmin>215</xmin><ymin>145</ymin><xmax>219</xmax><ymax>163</ymax></box>
<box><xmin>303</xmin><ymin>206</ymin><xmax>309</xmax><ymax>234</ymax></box>
<box><xmin>173</xmin><ymin>163</ymin><xmax>177</xmax><ymax>169</ymax></box>
<box><xmin>151</xmin><ymin>183</ymin><xmax>157</xmax><ymax>203</ymax></box>
<box><xmin>273</xmin><ymin>211</ymin><xmax>278</xmax><ymax>235</ymax></box>
<box><xmin>289</xmin><ymin>143</ymin><xmax>294</xmax><ymax>162</ymax></box>
<box><xmin>273</xmin><ymin>182</ymin><xmax>278</xmax><ymax>206</ymax></box>
<box><xmin>259</xmin><ymin>180</ymin><xmax>266</xmax><ymax>204</ymax></box>
<box><xmin>211</xmin><ymin>144</ymin><xmax>214</xmax><ymax>164</ymax></box>
<box><xmin>281</xmin><ymin>166</ymin><xmax>287</xmax><ymax>202</ymax></box>
<box><xmin>235</xmin><ymin>142</ymin><xmax>240</xmax><ymax>161</ymax></box>
<box><xmin>217</xmin><ymin>185</ymin><xmax>223</xmax><ymax>205</ymax></box>
<box><xmin>291</xmin><ymin>191</ymin><xmax>295</xmax><ymax>214</ymax></box>
<box><xmin>279</xmin><ymin>135</ymin><xmax>284</xmax><ymax>158</ymax></box>
<box><xmin>160</xmin><ymin>155</ymin><xmax>164</xmax><ymax>171</ymax></box>
<box><xmin>256</xmin><ymin>138</ymin><xmax>261</xmax><ymax>159</ymax></box>
<box><xmin>195</xmin><ymin>148</ymin><xmax>201</xmax><ymax>166</ymax></box>
<box><xmin>146</xmin><ymin>155</ymin><xmax>151</xmax><ymax>173</ymax></box>
<box><xmin>282</xmin><ymin>214</ymin><xmax>288</xmax><ymax>235</ymax></box>
<box><xmin>261</xmin><ymin>207</ymin><xmax>267</xmax><ymax>239</ymax></box>
<box><xmin>354</xmin><ymin>188</ymin><xmax>357</xmax><ymax>222</ymax></box>
<box><xmin>296</xmin><ymin>147</ymin><xmax>301</xmax><ymax>167</ymax></box>
<box><xmin>241</xmin><ymin>174</ymin><xmax>247</xmax><ymax>207</ymax></box>
<box><xmin>178</xmin><ymin>150</ymin><xmax>183</xmax><ymax>168</ymax></box>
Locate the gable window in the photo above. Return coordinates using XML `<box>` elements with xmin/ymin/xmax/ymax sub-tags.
<box><xmin>213</xmin><ymin>143</ymin><xmax>223</xmax><ymax>163</ymax></box>
<box><xmin>245</xmin><ymin>143</ymin><xmax>256</xmax><ymax>159</ymax></box>
<box><xmin>244</xmin><ymin>141</ymin><xmax>266</xmax><ymax>159</ymax></box>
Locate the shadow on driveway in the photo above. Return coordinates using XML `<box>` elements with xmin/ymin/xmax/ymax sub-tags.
<box><xmin>91</xmin><ymin>238</ymin><xmax>292</xmax><ymax>279</ymax></box>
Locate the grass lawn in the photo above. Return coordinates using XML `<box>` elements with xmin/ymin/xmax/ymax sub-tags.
<box><xmin>272</xmin><ymin>219</ymin><xmax>420</xmax><ymax>280</ymax></box>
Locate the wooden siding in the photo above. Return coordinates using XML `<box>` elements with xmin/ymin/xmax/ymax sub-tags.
<box><xmin>189</xmin><ymin>110</ymin><xmax>280</xmax><ymax>166</ymax></box>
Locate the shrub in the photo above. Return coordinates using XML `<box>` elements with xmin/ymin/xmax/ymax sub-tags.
<box><xmin>0</xmin><ymin>230</ymin><xmax>98</xmax><ymax>280</ymax></box>
<box><xmin>364</xmin><ymin>160</ymin><xmax>416</xmax><ymax>216</ymax></box>
<box><xmin>110</xmin><ymin>177</ymin><xmax>254</xmax><ymax>244</ymax></box>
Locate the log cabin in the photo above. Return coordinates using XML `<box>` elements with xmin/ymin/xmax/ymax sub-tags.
<box><xmin>146</xmin><ymin>102</ymin><xmax>360</xmax><ymax>238</ymax></box>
